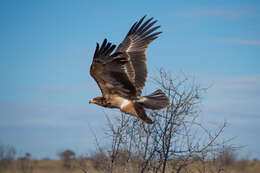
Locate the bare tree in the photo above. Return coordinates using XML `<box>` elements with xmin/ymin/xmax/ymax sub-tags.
<box><xmin>94</xmin><ymin>69</ymin><xmax>232</xmax><ymax>173</ymax></box>
<box><xmin>58</xmin><ymin>149</ymin><xmax>76</xmax><ymax>169</ymax></box>
<box><xmin>0</xmin><ymin>144</ymin><xmax>16</xmax><ymax>171</ymax></box>
<box><xmin>88</xmin><ymin>150</ymin><xmax>109</xmax><ymax>172</ymax></box>
<box><xmin>75</xmin><ymin>155</ymin><xmax>89</xmax><ymax>173</ymax></box>
<box><xmin>17</xmin><ymin>152</ymin><xmax>37</xmax><ymax>173</ymax></box>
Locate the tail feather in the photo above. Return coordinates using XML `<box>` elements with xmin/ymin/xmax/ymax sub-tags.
<box><xmin>138</xmin><ymin>89</ymin><xmax>170</xmax><ymax>110</ymax></box>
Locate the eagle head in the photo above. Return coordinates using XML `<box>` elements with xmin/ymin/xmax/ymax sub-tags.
<box><xmin>89</xmin><ymin>97</ymin><xmax>106</xmax><ymax>107</ymax></box>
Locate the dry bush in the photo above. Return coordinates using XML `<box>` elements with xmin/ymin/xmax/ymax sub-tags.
<box><xmin>17</xmin><ymin>152</ymin><xmax>37</xmax><ymax>173</ymax></box>
<box><xmin>216</xmin><ymin>146</ymin><xmax>237</xmax><ymax>167</ymax></box>
<box><xmin>192</xmin><ymin>145</ymin><xmax>239</xmax><ymax>173</ymax></box>
<box><xmin>88</xmin><ymin>151</ymin><xmax>109</xmax><ymax>171</ymax></box>
<box><xmin>0</xmin><ymin>144</ymin><xmax>16</xmax><ymax>171</ymax></box>
<box><xmin>58</xmin><ymin>149</ymin><xmax>76</xmax><ymax>169</ymax></box>
<box><xmin>234</xmin><ymin>160</ymin><xmax>249</xmax><ymax>172</ymax></box>
<box><xmin>41</xmin><ymin>157</ymin><xmax>50</xmax><ymax>161</ymax></box>
<box><xmin>232</xmin><ymin>154</ymin><xmax>250</xmax><ymax>172</ymax></box>
<box><xmin>93</xmin><ymin>69</ymin><xmax>234</xmax><ymax>173</ymax></box>
<box><xmin>75</xmin><ymin>155</ymin><xmax>89</xmax><ymax>173</ymax></box>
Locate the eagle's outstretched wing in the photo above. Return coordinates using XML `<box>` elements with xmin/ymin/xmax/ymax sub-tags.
<box><xmin>115</xmin><ymin>15</ymin><xmax>162</xmax><ymax>95</ymax></box>
<box><xmin>90</xmin><ymin>39</ymin><xmax>137</xmax><ymax>98</ymax></box>
<box><xmin>90</xmin><ymin>16</ymin><xmax>161</xmax><ymax>98</ymax></box>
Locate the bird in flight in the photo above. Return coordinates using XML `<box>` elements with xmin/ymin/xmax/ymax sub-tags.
<box><xmin>89</xmin><ymin>15</ymin><xmax>170</xmax><ymax>124</ymax></box>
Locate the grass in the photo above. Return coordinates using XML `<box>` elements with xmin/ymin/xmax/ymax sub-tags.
<box><xmin>1</xmin><ymin>160</ymin><xmax>260</xmax><ymax>173</ymax></box>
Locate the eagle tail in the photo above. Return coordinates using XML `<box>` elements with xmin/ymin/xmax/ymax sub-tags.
<box><xmin>139</xmin><ymin>89</ymin><xmax>170</xmax><ymax>110</ymax></box>
<box><xmin>134</xmin><ymin>103</ymin><xmax>153</xmax><ymax>124</ymax></box>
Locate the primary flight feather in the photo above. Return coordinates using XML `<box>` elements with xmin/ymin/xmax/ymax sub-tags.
<box><xmin>89</xmin><ymin>15</ymin><xmax>169</xmax><ymax>124</ymax></box>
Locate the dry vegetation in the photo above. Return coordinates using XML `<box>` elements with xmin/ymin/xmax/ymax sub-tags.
<box><xmin>1</xmin><ymin>70</ymin><xmax>259</xmax><ymax>173</ymax></box>
<box><xmin>1</xmin><ymin>159</ymin><xmax>260</xmax><ymax>173</ymax></box>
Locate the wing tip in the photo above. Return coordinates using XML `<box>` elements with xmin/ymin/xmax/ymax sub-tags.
<box><xmin>127</xmin><ymin>15</ymin><xmax>162</xmax><ymax>40</ymax></box>
<box><xmin>94</xmin><ymin>38</ymin><xmax>116</xmax><ymax>58</ymax></box>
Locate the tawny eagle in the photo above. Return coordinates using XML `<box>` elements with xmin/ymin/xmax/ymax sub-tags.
<box><xmin>89</xmin><ymin>16</ymin><xmax>170</xmax><ymax>124</ymax></box>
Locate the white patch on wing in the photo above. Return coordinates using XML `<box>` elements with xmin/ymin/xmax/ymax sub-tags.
<box><xmin>140</xmin><ymin>97</ymin><xmax>147</xmax><ymax>101</ymax></box>
<box><xmin>123</xmin><ymin>52</ymin><xmax>135</xmax><ymax>83</ymax></box>
<box><xmin>126</xmin><ymin>44</ymin><xmax>132</xmax><ymax>52</ymax></box>
<box><xmin>136</xmin><ymin>97</ymin><xmax>147</xmax><ymax>103</ymax></box>
<box><xmin>126</xmin><ymin>39</ymin><xmax>134</xmax><ymax>52</ymax></box>
<box><xmin>120</xmin><ymin>99</ymin><xmax>130</xmax><ymax>109</ymax></box>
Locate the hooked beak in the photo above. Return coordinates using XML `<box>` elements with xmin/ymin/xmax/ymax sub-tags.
<box><xmin>89</xmin><ymin>99</ymin><xmax>94</xmax><ymax>104</ymax></box>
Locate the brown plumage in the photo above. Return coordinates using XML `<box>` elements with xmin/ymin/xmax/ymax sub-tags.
<box><xmin>89</xmin><ymin>15</ymin><xmax>169</xmax><ymax>124</ymax></box>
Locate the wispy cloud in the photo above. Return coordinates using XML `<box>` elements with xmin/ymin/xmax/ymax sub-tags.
<box><xmin>22</xmin><ymin>83</ymin><xmax>98</xmax><ymax>95</ymax></box>
<box><xmin>0</xmin><ymin>101</ymin><xmax>110</xmax><ymax>159</ymax></box>
<box><xmin>32</xmin><ymin>84</ymin><xmax>87</xmax><ymax>94</ymax></box>
<box><xmin>198</xmin><ymin>74</ymin><xmax>260</xmax><ymax>159</ymax></box>
<box><xmin>0</xmin><ymin>101</ymin><xmax>107</xmax><ymax>128</ymax></box>
<box><xmin>216</xmin><ymin>39</ymin><xmax>260</xmax><ymax>46</ymax></box>
<box><xmin>1</xmin><ymin>74</ymin><xmax>260</xmax><ymax>159</ymax></box>
<box><xmin>209</xmin><ymin>75</ymin><xmax>260</xmax><ymax>96</ymax></box>
<box><xmin>200</xmin><ymin>74</ymin><xmax>260</xmax><ymax>120</ymax></box>
<box><xmin>172</xmin><ymin>6</ymin><xmax>259</xmax><ymax>19</ymax></box>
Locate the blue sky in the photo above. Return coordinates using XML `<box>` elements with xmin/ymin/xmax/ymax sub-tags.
<box><xmin>0</xmin><ymin>0</ymin><xmax>259</xmax><ymax>159</ymax></box>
